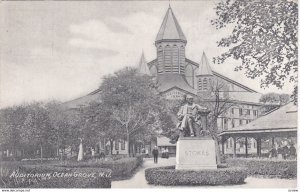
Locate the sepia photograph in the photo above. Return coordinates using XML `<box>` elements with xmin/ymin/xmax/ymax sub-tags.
<box><xmin>0</xmin><ymin>0</ymin><xmax>298</xmax><ymax>190</ymax></box>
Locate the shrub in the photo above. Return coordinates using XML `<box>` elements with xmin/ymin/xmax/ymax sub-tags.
<box><xmin>226</xmin><ymin>158</ymin><xmax>297</xmax><ymax>178</ymax></box>
<box><xmin>145</xmin><ymin>166</ymin><xmax>247</xmax><ymax>186</ymax></box>
<box><xmin>0</xmin><ymin>164</ymin><xmax>111</xmax><ymax>188</ymax></box>
<box><xmin>57</xmin><ymin>156</ymin><xmax>143</xmax><ymax>179</ymax></box>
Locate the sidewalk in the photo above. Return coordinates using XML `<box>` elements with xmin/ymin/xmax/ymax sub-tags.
<box><xmin>112</xmin><ymin>157</ymin><xmax>176</xmax><ymax>188</ymax></box>
<box><xmin>111</xmin><ymin>157</ymin><xmax>297</xmax><ymax>188</ymax></box>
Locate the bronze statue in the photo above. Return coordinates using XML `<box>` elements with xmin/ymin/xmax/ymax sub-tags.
<box><xmin>177</xmin><ymin>95</ymin><xmax>210</xmax><ymax>137</ymax></box>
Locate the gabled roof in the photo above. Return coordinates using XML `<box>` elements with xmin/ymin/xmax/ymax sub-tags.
<box><xmin>220</xmin><ymin>102</ymin><xmax>297</xmax><ymax>135</ymax></box>
<box><xmin>62</xmin><ymin>89</ymin><xmax>101</xmax><ymax>110</ymax></box>
<box><xmin>157</xmin><ymin>74</ymin><xmax>197</xmax><ymax>95</ymax></box>
<box><xmin>197</xmin><ymin>52</ymin><xmax>213</xmax><ymax>76</ymax></box>
<box><xmin>137</xmin><ymin>52</ymin><xmax>151</xmax><ymax>75</ymax></box>
<box><xmin>212</xmin><ymin>71</ymin><xmax>258</xmax><ymax>93</ymax></box>
<box><xmin>156</xmin><ymin>6</ymin><xmax>186</xmax><ymax>42</ymax></box>
<box><xmin>186</xmin><ymin>57</ymin><xmax>258</xmax><ymax>93</ymax></box>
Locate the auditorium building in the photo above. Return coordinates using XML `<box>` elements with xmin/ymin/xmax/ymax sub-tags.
<box><xmin>64</xmin><ymin>6</ymin><xmax>264</xmax><ymax>156</ymax></box>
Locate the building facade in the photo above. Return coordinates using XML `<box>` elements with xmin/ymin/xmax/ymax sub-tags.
<box><xmin>137</xmin><ymin>7</ymin><xmax>264</xmax><ymax>155</ymax></box>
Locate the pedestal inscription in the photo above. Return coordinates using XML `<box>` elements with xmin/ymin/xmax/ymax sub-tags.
<box><xmin>176</xmin><ymin>137</ymin><xmax>217</xmax><ymax>170</ymax></box>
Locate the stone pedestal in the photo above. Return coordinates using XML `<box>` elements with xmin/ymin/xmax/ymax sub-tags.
<box><xmin>176</xmin><ymin>137</ymin><xmax>217</xmax><ymax>170</ymax></box>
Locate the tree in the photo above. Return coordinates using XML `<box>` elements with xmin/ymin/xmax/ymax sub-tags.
<box><xmin>80</xmin><ymin>101</ymin><xmax>124</xmax><ymax>155</ymax></box>
<box><xmin>0</xmin><ymin>106</ymin><xmax>26</xmax><ymax>159</ymax></box>
<box><xmin>212</xmin><ymin>0</ymin><xmax>298</xmax><ymax>93</ymax></box>
<box><xmin>99</xmin><ymin>67</ymin><xmax>168</xmax><ymax>156</ymax></box>
<box><xmin>198</xmin><ymin>79</ymin><xmax>235</xmax><ymax>164</ymax></box>
<box><xmin>259</xmin><ymin>92</ymin><xmax>290</xmax><ymax>113</ymax></box>
<box><xmin>21</xmin><ymin>103</ymin><xmax>55</xmax><ymax>160</ymax></box>
<box><xmin>46</xmin><ymin>101</ymin><xmax>73</xmax><ymax>158</ymax></box>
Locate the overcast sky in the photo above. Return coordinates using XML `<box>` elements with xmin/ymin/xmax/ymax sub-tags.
<box><xmin>0</xmin><ymin>1</ymin><xmax>294</xmax><ymax>108</ymax></box>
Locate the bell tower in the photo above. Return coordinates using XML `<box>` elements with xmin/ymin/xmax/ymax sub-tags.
<box><xmin>155</xmin><ymin>7</ymin><xmax>187</xmax><ymax>75</ymax></box>
<box><xmin>197</xmin><ymin>52</ymin><xmax>214</xmax><ymax>92</ymax></box>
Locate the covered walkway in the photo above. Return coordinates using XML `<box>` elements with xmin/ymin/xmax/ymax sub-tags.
<box><xmin>219</xmin><ymin>102</ymin><xmax>297</xmax><ymax>157</ymax></box>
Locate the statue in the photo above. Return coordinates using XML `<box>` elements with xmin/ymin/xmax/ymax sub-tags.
<box><xmin>177</xmin><ymin>95</ymin><xmax>210</xmax><ymax>137</ymax></box>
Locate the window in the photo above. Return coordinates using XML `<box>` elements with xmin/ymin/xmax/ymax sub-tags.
<box><xmin>253</xmin><ymin>110</ymin><xmax>257</xmax><ymax>117</ymax></box>
<box><xmin>203</xmin><ymin>78</ymin><xmax>208</xmax><ymax>90</ymax></box>
<box><xmin>121</xmin><ymin>140</ymin><xmax>125</xmax><ymax>150</ymax></box>
<box><xmin>198</xmin><ymin>79</ymin><xmax>202</xmax><ymax>90</ymax></box>
<box><xmin>239</xmin><ymin>119</ymin><xmax>243</xmax><ymax>125</ymax></box>
<box><xmin>164</xmin><ymin>45</ymin><xmax>172</xmax><ymax>73</ymax></box>
<box><xmin>172</xmin><ymin>45</ymin><xmax>179</xmax><ymax>72</ymax></box>
<box><xmin>231</xmin><ymin>108</ymin><xmax>234</xmax><ymax>115</ymax></box>
<box><xmin>115</xmin><ymin>141</ymin><xmax>119</xmax><ymax>150</ymax></box>
<box><xmin>246</xmin><ymin>109</ymin><xmax>250</xmax><ymax>115</ymax></box>
<box><xmin>254</xmin><ymin>141</ymin><xmax>256</xmax><ymax>148</ymax></box>
<box><xmin>223</xmin><ymin>118</ymin><xmax>228</xmax><ymax>130</ymax></box>
<box><xmin>157</xmin><ymin>46</ymin><xmax>164</xmax><ymax>73</ymax></box>
<box><xmin>232</xmin><ymin>120</ymin><xmax>235</xmax><ymax>128</ymax></box>
<box><xmin>229</xmin><ymin>139</ymin><xmax>233</xmax><ymax>148</ymax></box>
<box><xmin>239</xmin><ymin>109</ymin><xmax>243</xmax><ymax>116</ymax></box>
<box><xmin>180</xmin><ymin>46</ymin><xmax>185</xmax><ymax>73</ymax></box>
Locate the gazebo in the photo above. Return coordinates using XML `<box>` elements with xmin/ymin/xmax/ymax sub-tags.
<box><xmin>219</xmin><ymin>102</ymin><xmax>297</xmax><ymax>157</ymax></box>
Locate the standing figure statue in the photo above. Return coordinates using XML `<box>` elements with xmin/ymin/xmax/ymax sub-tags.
<box><xmin>177</xmin><ymin>95</ymin><xmax>209</xmax><ymax>137</ymax></box>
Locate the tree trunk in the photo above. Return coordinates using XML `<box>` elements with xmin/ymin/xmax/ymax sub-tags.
<box><xmin>40</xmin><ymin>145</ymin><xmax>43</xmax><ymax>162</ymax></box>
<box><xmin>132</xmin><ymin>142</ymin><xmax>135</xmax><ymax>157</ymax></box>
<box><xmin>126</xmin><ymin>133</ymin><xmax>130</xmax><ymax>157</ymax></box>
<box><xmin>57</xmin><ymin>143</ymin><xmax>59</xmax><ymax>159</ymax></box>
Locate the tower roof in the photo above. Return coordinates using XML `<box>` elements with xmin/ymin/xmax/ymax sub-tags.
<box><xmin>155</xmin><ymin>7</ymin><xmax>186</xmax><ymax>42</ymax></box>
<box><xmin>137</xmin><ymin>52</ymin><xmax>151</xmax><ymax>75</ymax></box>
<box><xmin>197</xmin><ymin>52</ymin><xmax>213</xmax><ymax>76</ymax></box>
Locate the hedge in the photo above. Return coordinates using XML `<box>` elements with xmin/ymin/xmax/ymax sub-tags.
<box><xmin>0</xmin><ymin>164</ymin><xmax>111</xmax><ymax>188</ymax></box>
<box><xmin>58</xmin><ymin>156</ymin><xmax>143</xmax><ymax>179</ymax></box>
<box><xmin>145</xmin><ymin>166</ymin><xmax>247</xmax><ymax>186</ymax></box>
<box><xmin>226</xmin><ymin>158</ymin><xmax>297</xmax><ymax>178</ymax></box>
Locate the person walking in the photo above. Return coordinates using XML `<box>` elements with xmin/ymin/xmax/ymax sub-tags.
<box><xmin>289</xmin><ymin>143</ymin><xmax>296</xmax><ymax>160</ymax></box>
<box><xmin>152</xmin><ymin>146</ymin><xmax>159</xmax><ymax>163</ymax></box>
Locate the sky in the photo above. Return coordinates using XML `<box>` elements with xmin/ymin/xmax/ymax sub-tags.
<box><xmin>0</xmin><ymin>1</ymin><xmax>294</xmax><ymax>108</ymax></box>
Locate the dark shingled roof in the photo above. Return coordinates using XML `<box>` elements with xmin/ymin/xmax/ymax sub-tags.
<box><xmin>157</xmin><ymin>74</ymin><xmax>197</xmax><ymax>95</ymax></box>
<box><xmin>156</xmin><ymin>7</ymin><xmax>186</xmax><ymax>42</ymax></box>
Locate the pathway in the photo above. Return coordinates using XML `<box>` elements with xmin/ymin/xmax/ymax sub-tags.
<box><xmin>111</xmin><ymin>157</ymin><xmax>297</xmax><ymax>188</ymax></box>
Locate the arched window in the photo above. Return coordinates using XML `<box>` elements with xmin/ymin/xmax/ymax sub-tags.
<box><xmin>179</xmin><ymin>45</ymin><xmax>185</xmax><ymax>74</ymax></box>
<box><xmin>198</xmin><ymin>78</ymin><xmax>202</xmax><ymax>90</ymax></box>
<box><xmin>203</xmin><ymin>78</ymin><xmax>208</xmax><ymax>90</ymax></box>
<box><xmin>157</xmin><ymin>46</ymin><xmax>163</xmax><ymax>73</ymax></box>
<box><xmin>164</xmin><ymin>45</ymin><xmax>172</xmax><ymax>73</ymax></box>
<box><xmin>172</xmin><ymin>45</ymin><xmax>179</xmax><ymax>72</ymax></box>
